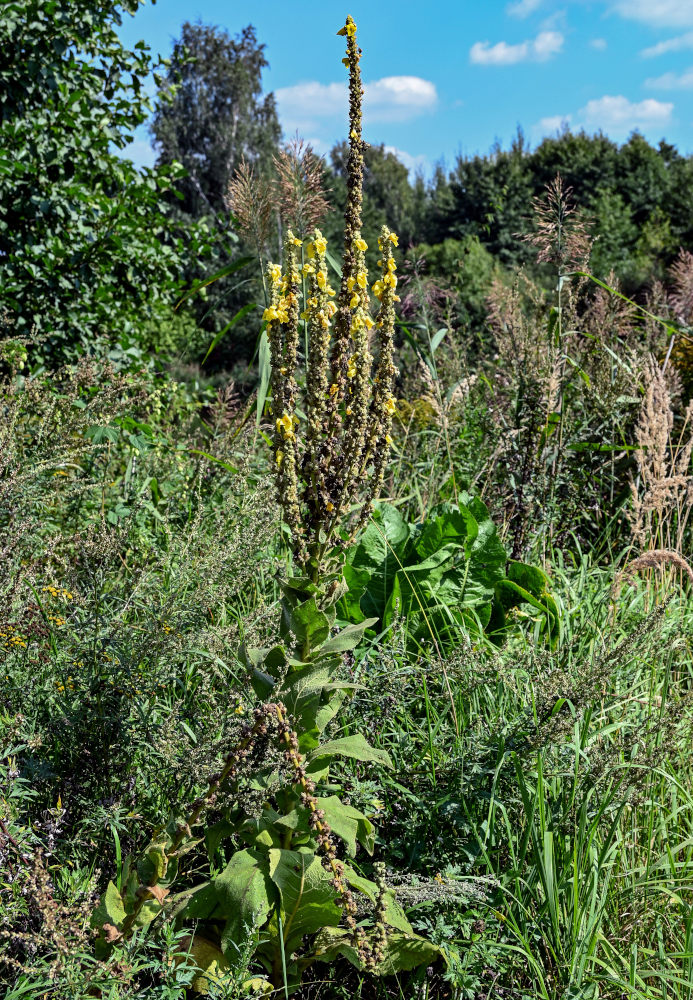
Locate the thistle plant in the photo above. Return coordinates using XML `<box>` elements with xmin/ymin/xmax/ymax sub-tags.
<box><xmin>91</xmin><ymin>18</ymin><xmax>438</xmax><ymax>993</ymax></box>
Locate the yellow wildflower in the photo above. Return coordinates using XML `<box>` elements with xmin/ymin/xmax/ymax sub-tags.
<box><xmin>317</xmin><ymin>271</ymin><xmax>327</xmax><ymax>289</ymax></box>
<box><xmin>326</xmin><ymin>501</ymin><xmax>335</xmax><ymax>512</ymax></box>
<box><xmin>329</xmin><ymin>383</ymin><xmax>339</xmax><ymax>396</ymax></box>
<box><xmin>349</xmin><ymin>293</ymin><xmax>359</xmax><ymax>309</ymax></box>
<box><xmin>389</xmin><ymin>232</ymin><xmax>399</xmax><ymax>246</ymax></box>
<box><xmin>384</xmin><ymin>397</ymin><xmax>397</xmax><ymax>414</ymax></box>
<box><xmin>276</xmin><ymin>450</ymin><xmax>284</xmax><ymax>466</ymax></box>
<box><xmin>262</xmin><ymin>305</ymin><xmax>279</xmax><ymax>323</ymax></box>
<box><xmin>354</xmin><ymin>238</ymin><xmax>368</xmax><ymax>251</ymax></box>
<box><xmin>290</xmin><ymin>237</ymin><xmax>302</xmax><ymax>247</ymax></box>
<box><xmin>356</xmin><ymin>271</ymin><xmax>367</xmax><ymax>288</ymax></box>
<box><xmin>314</xmin><ymin>235</ymin><xmax>327</xmax><ymax>254</ymax></box>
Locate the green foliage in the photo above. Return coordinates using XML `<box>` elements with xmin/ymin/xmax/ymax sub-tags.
<box><xmin>340</xmin><ymin>498</ymin><xmax>558</xmax><ymax>648</ymax></box>
<box><xmin>152</xmin><ymin>22</ymin><xmax>281</xmax><ymax>218</ymax></box>
<box><xmin>0</xmin><ymin>0</ymin><xmax>212</xmax><ymax>364</ymax></box>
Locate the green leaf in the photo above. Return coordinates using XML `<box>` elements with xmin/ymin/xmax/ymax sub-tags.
<box><xmin>267</xmin><ymin>849</ymin><xmax>341</xmax><ymax>955</ymax></box>
<box><xmin>316</xmin><ymin>618</ymin><xmax>378</xmax><ymax>656</ymax></box>
<box><xmin>309</xmin><ymin>734</ymin><xmax>392</xmax><ymax>769</ymax></box>
<box><xmin>176</xmin><ymin>257</ymin><xmax>253</xmax><ymax>309</ymax></box>
<box><xmin>284</xmin><ymin>596</ymin><xmax>330</xmax><ymax>648</ymax></box>
<box><xmin>255</xmin><ymin>327</ymin><xmax>271</xmax><ymax>426</ymax></box>
<box><xmin>201</xmin><ymin>302</ymin><xmax>256</xmax><ymax>365</ymax></box>
<box><xmin>216</xmin><ymin>849</ymin><xmax>276</xmax><ymax>961</ymax></box>
<box><xmin>320</xmin><ymin>796</ymin><xmax>375</xmax><ymax>856</ymax></box>
<box><xmin>91</xmin><ymin>880</ymin><xmax>126</xmax><ymax>930</ymax></box>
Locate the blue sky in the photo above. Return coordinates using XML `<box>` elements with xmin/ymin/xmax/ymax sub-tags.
<box><xmin>119</xmin><ymin>0</ymin><xmax>693</xmax><ymax>175</ymax></box>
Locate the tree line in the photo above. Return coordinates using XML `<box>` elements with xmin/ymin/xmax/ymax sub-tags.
<box><xmin>3</xmin><ymin>3</ymin><xmax>692</xmax><ymax>370</ymax></box>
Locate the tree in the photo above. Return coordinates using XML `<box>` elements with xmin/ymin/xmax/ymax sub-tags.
<box><xmin>0</xmin><ymin>0</ymin><xmax>205</xmax><ymax>363</ymax></box>
<box><xmin>151</xmin><ymin>22</ymin><xmax>281</xmax><ymax>219</ymax></box>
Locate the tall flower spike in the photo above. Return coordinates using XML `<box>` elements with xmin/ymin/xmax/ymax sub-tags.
<box><xmin>355</xmin><ymin>225</ymin><xmax>399</xmax><ymax>534</ymax></box>
<box><xmin>302</xmin><ymin>230</ymin><xmax>337</xmax><ymax>535</ymax></box>
<box><xmin>328</xmin><ymin>15</ymin><xmax>365</xmax><ymax>436</ymax></box>
<box><xmin>268</xmin><ymin>232</ymin><xmax>306</xmax><ymax>563</ymax></box>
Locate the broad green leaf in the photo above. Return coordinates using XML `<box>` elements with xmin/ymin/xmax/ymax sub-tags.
<box><xmin>317</xmin><ymin>618</ymin><xmax>378</xmax><ymax>656</ymax></box>
<box><xmin>309</xmin><ymin>734</ymin><xmax>392</xmax><ymax>769</ymax></box>
<box><xmin>320</xmin><ymin>796</ymin><xmax>374</xmax><ymax>856</ymax></box>
<box><xmin>283</xmin><ymin>596</ymin><xmax>330</xmax><ymax>648</ymax></box>
<box><xmin>216</xmin><ymin>849</ymin><xmax>276</xmax><ymax>961</ymax></box>
<box><xmin>91</xmin><ymin>880</ymin><xmax>126</xmax><ymax>930</ymax></box>
<box><xmin>267</xmin><ymin>849</ymin><xmax>341</xmax><ymax>954</ymax></box>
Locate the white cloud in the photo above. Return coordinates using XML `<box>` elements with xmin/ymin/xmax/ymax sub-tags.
<box><xmin>366</xmin><ymin>76</ymin><xmax>438</xmax><ymax>117</ymax></box>
<box><xmin>590</xmin><ymin>38</ymin><xmax>608</xmax><ymax>50</ymax></box>
<box><xmin>470</xmin><ymin>30</ymin><xmax>563</xmax><ymax>65</ymax></box>
<box><xmin>506</xmin><ymin>0</ymin><xmax>543</xmax><ymax>17</ymax></box>
<box><xmin>533</xmin><ymin>95</ymin><xmax>674</xmax><ymax>140</ymax></box>
<box><xmin>641</xmin><ymin>31</ymin><xmax>693</xmax><ymax>57</ymax></box>
<box><xmin>645</xmin><ymin>66</ymin><xmax>693</xmax><ymax>88</ymax></box>
<box><xmin>581</xmin><ymin>94</ymin><xmax>674</xmax><ymax>128</ymax></box>
<box><xmin>537</xmin><ymin>114</ymin><xmax>573</xmax><ymax>132</ymax></box>
<box><xmin>121</xmin><ymin>138</ymin><xmax>156</xmax><ymax>169</ymax></box>
<box><xmin>384</xmin><ymin>145</ymin><xmax>429</xmax><ymax>177</ymax></box>
<box><xmin>275</xmin><ymin>75</ymin><xmax>437</xmax><ymax>133</ymax></box>
<box><xmin>610</xmin><ymin>0</ymin><xmax>693</xmax><ymax>28</ymax></box>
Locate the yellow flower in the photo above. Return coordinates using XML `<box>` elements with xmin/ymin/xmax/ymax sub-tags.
<box><xmin>326</xmin><ymin>501</ymin><xmax>335</xmax><ymax>512</ymax></box>
<box><xmin>389</xmin><ymin>232</ymin><xmax>399</xmax><ymax>246</ymax></box>
<box><xmin>346</xmin><ymin>405</ymin><xmax>353</xmax><ymax>416</ymax></box>
<box><xmin>354</xmin><ymin>238</ymin><xmax>368</xmax><ymax>251</ymax></box>
<box><xmin>314</xmin><ymin>236</ymin><xmax>327</xmax><ymax>254</ymax></box>
<box><xmin>385</xmin><ymin>434</ymin><xmax>393</xmax><ymax>445</ymax></box>
<box><xmin>290</xmin><ymin>237</ymin><xmax>302</xmax><ymax>247</ymax></box>
<box><xmin>329</xmin><ymin>383</ymin><xmax>339</xmax><ymax>396</ymax></box>
<box><xmin>276</xmin><ymin>414</ymin><xmax>295</xmax><ymax>439</ymax></box>
<box><xmin>302</xmin><ymin>262</ymin><xmax>315</xmax><ymax>276</ymax></box>
<box><xmin>342</xmin><ymin>56</ymin><xmax>350</xmax><ymax>66</ymax></box>
<box><xmin>364</xmin><ymin>315</ymin><xmax>374</xmax><ymax>330</ymax></box>
<box><xmin>383</xmin><ymin>272</ymin><xmax>397</xmax><ymax>288</ymax></box>
<box><xmin>347</xmin><ymin>357</ymin><xmax>357</xmax><ymax>378</ymax></box>
<box><xmin>384</xmin><ymin>397</ymin><xmax>397</xmax><ymax>414</ymax></box>
<box><xmin>337</xmin><ymin>21</ymin><xmax>357</xmax><ymax>37</ymax></box>
<box><xmin>350</xmin><ymin>129</ymin><xmax>358</xmax><ymax>140</ymax></box>
<box><xmin>262</xmin><ymin>305</ymin><xmax>279</xmax><ymax>323</ymax></box>
<box><xmin>356</xmin><ymin>271</ymin><xmax>367</xmax><ymax>288</ymax></box>
<box><xmin>269</xmin><ymin>263</ymin><xmax>282</xmax><ymax>284</ymax></box>
<box><xmin>372</xmin><ymin>280</ymin><xmax>384</xmax><ymax>299</ymax></box>
<box><xmin>276</xmin><ymin>450</ymin><xmax>284</xmax><ymax>467</ymax></box>
<box><xmin>346</xmin><ymin>276</ymin><xmax>355</xmax><ymax>291</ymax></box>
<box><xmin>349</xmin><ymin>293</ymin><xmax>359</xmax><ymax>309</ymax></box>
<box><xmin>387</xmin><ymin>258</ymin><xmax>397</xmax><ymax>272</ymax></box>
<box><xmin>317</xmin><ymin>271</ymin><xmax>327</xmax><ymax>289</ymax></box>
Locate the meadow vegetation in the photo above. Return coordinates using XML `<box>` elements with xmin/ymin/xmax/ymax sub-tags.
<box><xmin>3</xmin><ymin>5</ymin><xmax>693</xmax><ymax>1000</ymax></box>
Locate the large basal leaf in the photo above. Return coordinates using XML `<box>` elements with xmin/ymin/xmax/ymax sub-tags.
<box><xmin>215</xmin><ymin>849</ymin><xmax>276</xmax><ymax>961</ymax></box>
<box><xmin>267</xmin><ymin>848</ymin><xmax>342</xmax><ymax>955</ymax></box>
<box><xmin>341</xmin><ymin>504</ymin><xmax>411</xmax><ymax>623</ymax></box>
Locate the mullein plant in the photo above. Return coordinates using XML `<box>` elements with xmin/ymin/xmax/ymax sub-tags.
<box><xmin>91</xmin><ymin>17</ymin><xmax>438</xmax><ymax>994</ymax></box>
